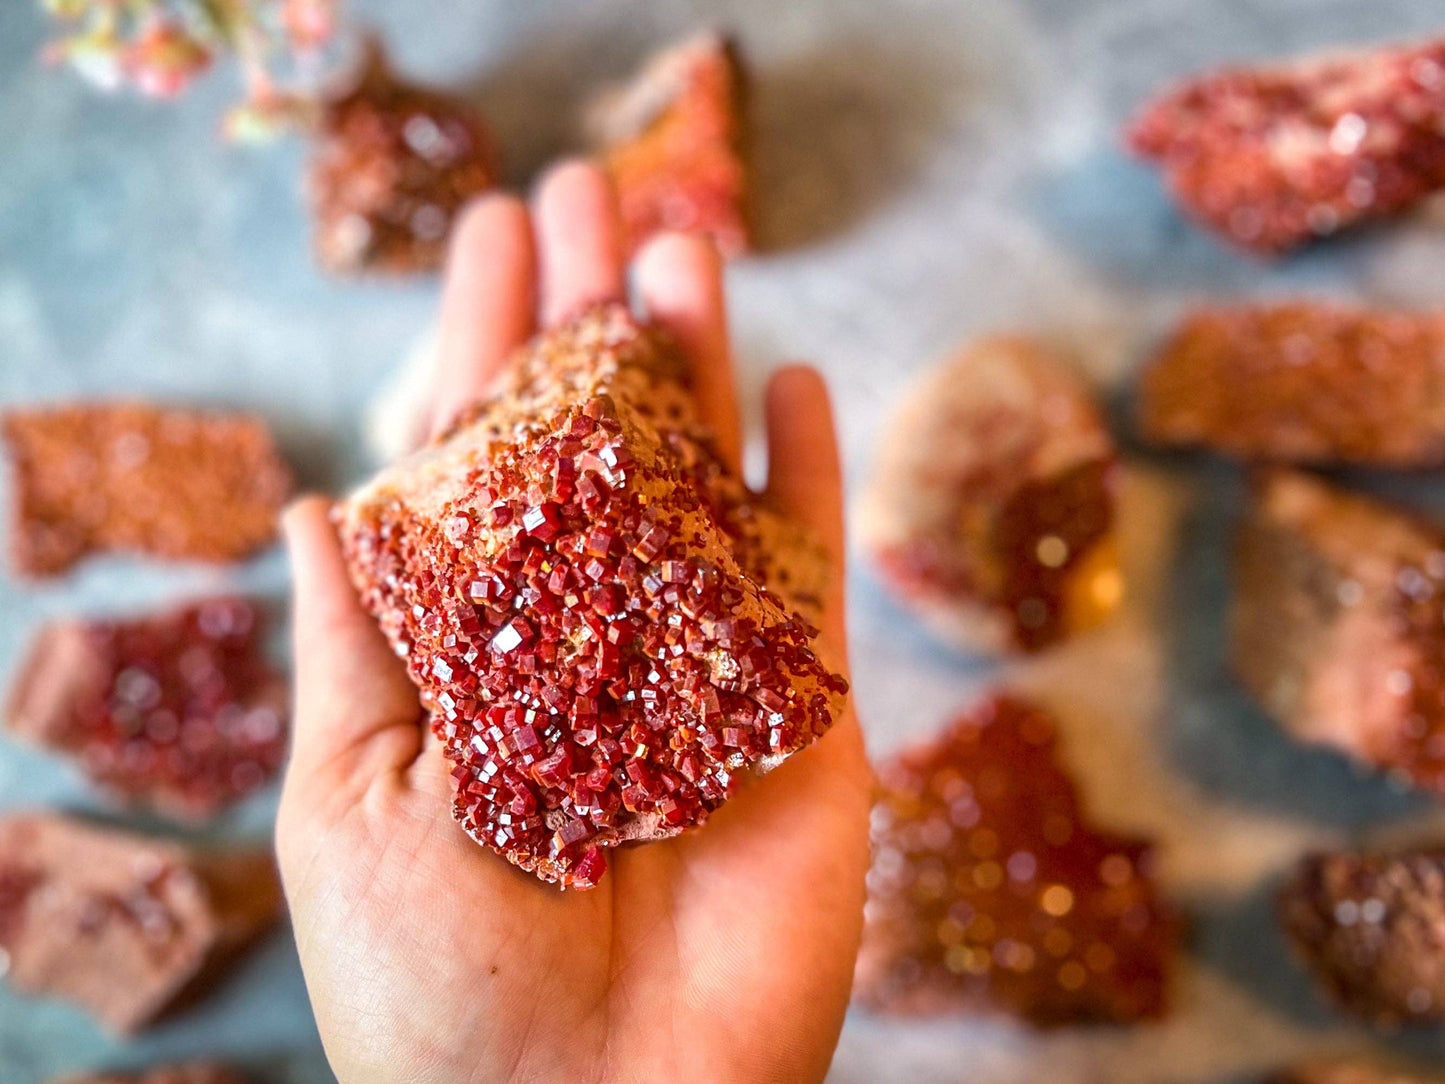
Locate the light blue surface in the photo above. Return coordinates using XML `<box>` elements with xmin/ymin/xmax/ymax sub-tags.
<box><xmin>8</xmin><ymin>1</ymin><xmax>1445</xmax><ymax>1081</ymax></box>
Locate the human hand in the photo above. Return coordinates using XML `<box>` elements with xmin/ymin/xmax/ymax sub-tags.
<box><xmin>275</xmin><ymin>160</ymin><xmax>871</xmax><ymax>1084</ymax></box>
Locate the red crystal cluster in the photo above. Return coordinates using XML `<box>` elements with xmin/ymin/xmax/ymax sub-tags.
<box><xmin>1128</xmin><ymin>38</ymin><xmax>1445</xmax><ymax>254</ymax></box>
<box><xmin>1281</xmin><ymin>848</ymin><xmax>1445</xmax><ymax>1026</ymax></box>
<box><xmin>4</xmin><ymin>598</ymin><xmax>289</xmax><ymax>821</ymax></box>
<box><xmin>859</xmin><ymin>336</ymin><xmax>1121</xmax><ymax>656</ymax></box>
<box><xmin>1</xmin><ymin>402</ymin><xmax>293</xmax><ymax>576</ymax></box>
<box><xmin>0</xmin><ymin>813</ymin><xmax>281</xmax><ymax>1033</ymax></box>
<box><xmin>854</xmin><ymin>695</ymin><xmax>1175</xmax><ymax>1025</ymax></box>
<box><xmin>1271</xmin><ymin>1062</ymin><xmax>1439</xmax><ymax>1084</ymax></box>
<box><xmin>308</xmin><ymin>40</ymin><xmax>501</xmax><ymax>274</ymax></box>
<box><xmin>337</xmin><ymin>305</ymin><xmax>846</xmax><ymax>888</ymax></box>
<box><xmin>1139</xmin><ymin>303</ymin><xmax>1445</xmax><ymax>468</ymax></box>
<box><xmin>590</xmin><ymin>32</ymin><xmax>750</xmax><ymax>258</ymax></box>
<box><xmin>53</xmin><ymin>1066</ymin><xmax>249</xmax><ymax>1084</ymax></box>
<box><xmin>1233</xmin><ymin>470</ymin><xmax>1445</xmax><ymax>796</ymax></box>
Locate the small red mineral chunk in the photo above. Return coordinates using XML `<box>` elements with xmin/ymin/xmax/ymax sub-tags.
<box><xmin>4</xmin><ymin>598</ymin><xmax>289</xmax><ymax>822</ymax></box>
<box><xmin>588</xmin><ymin>31</ymin><xmax>749</xmax><ymax>258</ymax></box>
<box><xmin>1233</xmin><ymin>469</ymin><xmax>1445</xmax><ymax>795</ymax></box>
<box><xmin>1281</xmin><ymin>847</ymin><xmax>1445</xmax><ymax>1026</ymax></box>
<box><xmin>1</xmin><ymin>402</ymin><xmax>293</xmax><ymax>577</ymax></box>
<box><xmin>858</xmin><ymin>336</ymin><xmax>1122</xmax><ymax>656</ymax></box>
<box><xmin>1128</xmin><ymin>38</ymin><xmax>1445</xmax><ymax>254</ymax></box>
<box><xmin>0</xmin><ymin>813</ymin><xmax>282</xmax><ymax>1033</ymax></box>
<box><xmin>50</xmin><ymin>1064</ymin><xmax>249</xmax><ymax>1084</ymax></box>
<box><xmin>308</xmin><ymin>39</ymin><xmax>501</xmax><ymax>274</ymax></box>
<box><xmin>336</xmin><ymin>304</ymin><xmax>847</xmax><ymax>889</ymax></box>
<box><xmin>1271</xmin><ymin>1060</ymin><xmax>1442</xmax><ymax>1084</ymax></box>
<box><xmin>854</xmin><ymin>694</ymin><xmax>1176</xmax><ymax>1025</ymax></box>
<box><xmin>1140</xmin><ymin>304</ymin><xmax>1445</xmax><ymax>467</ymax></box>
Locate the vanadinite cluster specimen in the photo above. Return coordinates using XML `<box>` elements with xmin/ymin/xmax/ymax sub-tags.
<box><xmin>308</xmin><ymin>40</ymin><xmax>501</xmax><ymax>274</ymax></box>
<box><xmin>1140</xmin><ymin>304</ymin><xmax>1445</xmax><ymax>467</ymax></box>
<box><xmin>588</xmin><ymin>31</ymin><xmax>750</xmax><ymax>258</ymax></box>
<box><xmin>52</xmin><ymin>1065</ymin><xmax>248</xmax><ymax>1084</ymax></box>
<box><xmin>1281</xmin><ymin>848</ymin><xmax>1445</xmax><ymax>1026</ymax></box>
<box><xmin>854</xmin><ymin>695</ymin><xmax>1175</xmax><ymax>1025</ymax></box>
<box><xmin>1272</xmin><ymin>1062</ymin><xmax>1443</xmax><ymax>1084</ymax></box>
<box><xmin>336</xmin><ymin>304</ymin><xmax>847</xmax><ymax>888</ymax></box>
<box><xmin>1128</xmin><ymin>37</ymin><xmax>1445</xmax><ymax>254</ymax></box>
<box><xmin>857</xmin><ymin>336</ymin><xmax>1122</xmax><ymax>655</ymax></box>
<box><xmin>1233</xmin><ymin>470</ymin><xmax>1445</xmax><ymax>795</ymax></box>
<box><xmin>0</xmin><ymin>813</ymin><xmax>281</xmax><ymax>1033</ymax></box>
<box><xmin>4</xmin><ymin>598</ymin><xmax>288</xmax><ymax>822</ymax></box>
<box><xmin>1</xmin><ymin>402</ymin><xmax>293</xmax><ymax>577</ymax></box>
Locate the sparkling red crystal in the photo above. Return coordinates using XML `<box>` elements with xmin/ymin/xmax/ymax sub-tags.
<box><xmin>307</xmin><ymin>38</ymin><xmax>501</xmax><ymax>275</ymax></box>
<box><xmin>588</xmin><ymin>32</ymin><xmax>749</xmax><ymax>258</ymax></box>
<box><xmin>854</xmin><ymin>695</ymin><xmax>1176</xmax><ymax>1025</ymax></box>
<box><xmin>1140</xmin><ymin>303</ymin><xmax>1445</xmax><ymax>468</ymax></box>
<box><xmin>1128</xmin><ymin>37</ymin><xmax>1445</xmax><ymax>255</ymax></box>
<box><xmin>860</xmin><ymin>336</ymin><xmax>1122</xmax><ymax>655</ymax></box>
<box><xmin>53</xmin><ymin>1065</ymin><xmax>249</xmax><ymax>1084</ymax></box>
<box><xmin>1</xmin><ymin>402</ymin><xmax>293</xmax><ymax>577</ymax></box>
<box><xmin>337</xmin><ymin>305</ymin><xmax>846</xmax><ymax>888</ymax></box>
<box><xmin>1281</xmin><ymin>847</ymin><xmax>1445</xmax><ymax>1026</ymax></box>
<box><xmin>1234</xmin><ymin>469</ymin><xmax>1445</xmax><ymax>795</ymax></box>
<box><xmin>3</xmin><ymin>598</ymin><xmax>289</xmax><ymax>821</ymax></box>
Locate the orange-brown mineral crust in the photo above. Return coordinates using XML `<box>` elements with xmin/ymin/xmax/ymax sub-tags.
<box><xmin>1139</xmin><ymin>303</ymin><xmax>1445</xmax><ymax>467</ymax></box>
<box><xmin>2</xmin><ymin>403</ymin><xmax>292</xmax><ymax>577</ymax></box>
<box><xmin>1281</xmin><ymin>848</ymin><xmax>1445</xmax><ymax>1026</ymax></box>
<box><xmin>336</xmin><ymin>305</ymin><xmax>847</xmax><ymax>889</ymax></box>
<box><xmin>590</xmin><ymin>31</ymin><xmax>750</xmax><ymax>258</ymax></box>
<box><xmin>0</xmin><ymin>813</ymin><xmax>281</xmax><ymax>1033</ymax></box>
<box><xmin>854</xmin><ymin>695</ymin><xmax>1175</xmax><ymax>1026</ymax></box>
<box><xmin>1128</xmin><ymin>38</ymin><xmax>1445</xmax><ymax>254</ymax></box>
<box><xmin>858</xmin><ymin>337</ymin><xmax>1122</xmax><ymax>655</ymax></box>
<box><xmin>308</xmin><ymin>40</ymin><xmax>501</xmax><ymax>274</ymax></box>
<box><xmin>1233</xmin><ymin>470</ymin><xmax>1445</xmax><ymax>795</ymax></box>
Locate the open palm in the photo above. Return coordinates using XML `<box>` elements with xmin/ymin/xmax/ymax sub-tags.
<box><xmin>275</xmin><ymin>161</ymin><xmax>871</xmax><ymax>1084</ymax></box>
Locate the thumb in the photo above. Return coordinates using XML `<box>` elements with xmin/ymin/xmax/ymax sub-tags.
<box><xmin>281</xmin><ymin>496</ymin><xmax>423</xmax><ymax>789</ymax></box>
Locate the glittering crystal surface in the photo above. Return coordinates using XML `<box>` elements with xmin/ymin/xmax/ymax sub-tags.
<box><xmin>1140</xmin><ymin>303</ymin><xmax>1445</xmax><ymax>467</ymax></box>
<box><xmin>4</xmin><ymin>598</ymin><xmax>289</xmax><ymax>821</ymax></box>
<box><xmin>337</xmin><ymin>305</ymin><xmax>846</xmax><ymax>888</ymax></box>
<box><xmin>1234</xmin><ymin>469</ymin><xmax>1445</xmax><ymax>795</ymax></box>
<box><xmin>855</xmin><ymin>695</ymin><xmax>1175</xmax><ymax>1026</ymax></box>
<box><xmin>1</xmin><ymin>403</ymin><xmax>293</xmax><ymax>576</ymax></box>
<box><xmin>591</xmin><ymin>32</ymin><xmax>750</xmax><ymax>258</ymax></box>
<box><xmin>1129</xmin><ymin>38</ymin><xmax>1445</xmax><ymax>253</ymax></box>
<box><xmin>860</xmin><ymin>336</ymin><xmax>1120</xmax><ymax>655</ymax></box>
<box><xmin>1281</xmin><ymin>848</ymin><xmax>1445</xmax><ymax>1026</ymax></box>
<box><xmin>308</xmin><ymin>40</ymin><xmax>501</xmax><ymax>275</ymax></box>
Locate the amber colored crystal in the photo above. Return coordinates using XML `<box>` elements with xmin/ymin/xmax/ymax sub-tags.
<box><xmin>308</xmin><ymin>39</ymin><xmax>501</xmax><ymax>274</ymax></box>
<box><xmin>1139</xmin><ymin>303</ymin><xmax>1445</xmax><ymax>468</ymax></box>
<box><xmin>855</xmin><ymin>695</ymin><xmax>1176</xmax><ymax>1025</ymax></box>
<box><xmin>1</xmin><ymin>402</ymin><xmax>292</xmax><ymax>576</ymax></box>
<box><xmin>859</xmin><ymin>336</ymin><xmax>1121</xmax><ymax>656</ymax></box>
